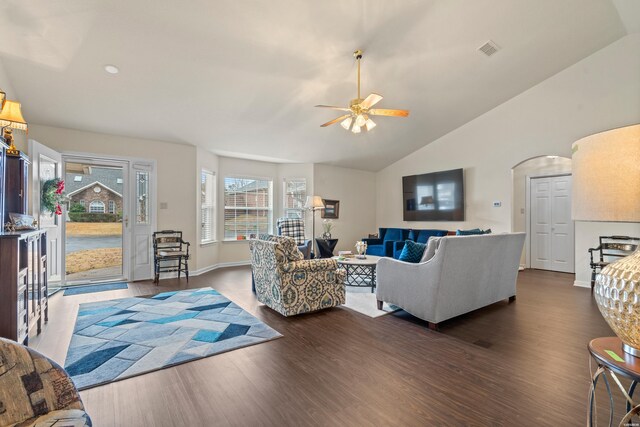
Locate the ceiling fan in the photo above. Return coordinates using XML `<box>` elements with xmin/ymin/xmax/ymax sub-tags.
<box><xmin>316</xmin><ymin>50</ymin><xmax>409</xmax><ymax>134</ymax></box>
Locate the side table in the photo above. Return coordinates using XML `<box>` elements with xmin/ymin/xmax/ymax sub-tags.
<box><xmin>333</xmin><ymin>255</ymin><xmax>381</xmax><ymax>293</ymax></box>
<box><xmin>588</xmin><ymin>337</ymin><xmax>640</xmax><ymax>426</ymax></box>
<box><xmin>315</xmin><ymin>238</ymin><xmax>338</xmax><ymax>258</ymax></box>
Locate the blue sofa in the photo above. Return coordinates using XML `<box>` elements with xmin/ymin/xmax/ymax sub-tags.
<box><xmin>392</xmin><ymin>229</ymin><xmax>449</xmax><ymax>258</ymax></box>
<box><xmin>363</xmin><ymin>228</ymin><xmax>411</xmax><ymax>257</ymax></box>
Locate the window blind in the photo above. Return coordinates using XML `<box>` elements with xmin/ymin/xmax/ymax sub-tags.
<box><xmin>224</xmin><ymin>177</ymin><xmax>273</xmax><ymax>240</ymax></box>
<box><xmin>283</xmin><ymin>178</ymin><xmax>306</xmax><ymax>219</ymax></box>
<box><xmin>201</xmin><ymin>170</ymin><xmax>216</xmax><ymax>243</ymax></box>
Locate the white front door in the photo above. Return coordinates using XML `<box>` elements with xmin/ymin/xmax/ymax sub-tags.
<box><xmin>530</xmin><ymin>175</ymin><xmax>574</xmax><ymax>273</ymax></box>
<box><xmin>29</xmin><ymin>140</ymin><xmax>63</xmax><ymax>292</ymax></box>
<box><xmin>130</xmin><ymin>161</ymin><xmax>155</xmax><ymax>281</ymax></box>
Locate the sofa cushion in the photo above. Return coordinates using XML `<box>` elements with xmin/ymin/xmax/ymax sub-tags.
<box><xmin>409</xmin><ymin>229</ymin><xmax>449</xmax><ymax>244</ymax></box>
<box><xmin>456</xmin><ymin>228</ymin><xmax>483</xmax><ymax>236</ymax></box>
<box><xmin>398</xmin><ymin>240</ymin><xmax>426</xmax><ymax>263</ymax></box>
<box><xmin>384</xmin><ymin>228</ymin><xmax>403</xmax><ymax>242</ymax></box>
<box><xmin>420</xmin><ymin>237</ymin><xmax>442</xmax><ymax>262</ymax></box>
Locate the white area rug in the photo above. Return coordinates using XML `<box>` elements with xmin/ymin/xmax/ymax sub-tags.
<box><xmin>341</xmin><ymin>287</ymin><xmax>399</xmax><ymax>318</ymax></box>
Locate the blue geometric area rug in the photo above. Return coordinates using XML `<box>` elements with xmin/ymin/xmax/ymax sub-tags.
<box><xmin>64</xmin><ymin>282</ymin><xmax>128</xmax><ymax>296</ymax></box>
<box><xmin>64</xmin><ymin>287</ymin><xmax>282</xmax><ymax>390</ymax></box>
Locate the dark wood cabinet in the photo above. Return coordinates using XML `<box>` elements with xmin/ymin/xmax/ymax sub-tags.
<box><xmin>0</xmin><ymin>138</ymin><xmax>7</xmax><ymax>227</ymax></box>
<box><xmin>0</xmin><ymin>230</ymin><xmax>48</xmax><ymax>345</ymax></box>
<box><xmin>3</xmin><ymin>150</ymin><xmax>29</xmax><ymax>221</ymax></box>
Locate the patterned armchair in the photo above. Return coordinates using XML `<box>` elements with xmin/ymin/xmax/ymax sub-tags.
<box><xmin>0</xmin><ymin>338</ymin><xmax>92</xmax><ymax>427</ymax></box>
<box><xmin>250</xmin><ymin>235</ymin><xmax>346</xmax><ymax>316</ymax></box>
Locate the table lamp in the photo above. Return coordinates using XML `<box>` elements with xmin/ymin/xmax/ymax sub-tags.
<box><xmin>0</xmin><ymin>100</ymin><xmax>28</xmax><ymax>156</ymax></box>
<box><xmin>572</xmin><ymin>124</ymin><xmax>640</xmax><ymax>356</ymax></box>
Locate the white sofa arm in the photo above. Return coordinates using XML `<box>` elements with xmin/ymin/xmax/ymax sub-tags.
<box><xmin>376</xmin><ymin>256</ymin><xmax>442</xmax><ymax>322</ymax></box>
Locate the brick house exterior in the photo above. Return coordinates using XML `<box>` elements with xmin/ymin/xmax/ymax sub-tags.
<box><xmin>68</xmin><ymin>183</ymin><xmax>122</xmax><ymax>214</ymax></box>
<box><xmin>66</xmin><ymin>167</ymin><xmax>123</xmax><ymax>214</ymax></box>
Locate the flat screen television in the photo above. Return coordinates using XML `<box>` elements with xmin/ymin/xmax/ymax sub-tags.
<box><xmin>402</xmin><ymin>168</ymin><xmax>465</xmax><ymax>221</ymax></box>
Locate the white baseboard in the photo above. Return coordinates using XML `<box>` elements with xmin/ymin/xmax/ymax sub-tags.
<box><xmin>158</xmin><ymin>261</ymin><xmax>250</xmax><ymax>281</ymax></box>
<box><xmin>574</xmin><ymin>280</ymin><xmax>591</xmax><ymax>288</ymax></box>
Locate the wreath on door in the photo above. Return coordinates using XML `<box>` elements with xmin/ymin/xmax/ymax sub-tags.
<box><xmin>41</xmin><ymin>178</ymin><xmax>65</xmax><ymax>215</ymax></box>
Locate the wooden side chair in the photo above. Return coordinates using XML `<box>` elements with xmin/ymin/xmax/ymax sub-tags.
<box><xmin>153</xmin><ymin>230</ymin><xmax>190</xmax><ymax>284</ymax></box>
<box><xmin>589</xmin><ymin>235</ymin><xmax>639</xmax><ymax>290</ymax></box>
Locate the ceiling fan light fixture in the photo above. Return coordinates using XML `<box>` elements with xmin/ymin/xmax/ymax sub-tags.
<box><xmin>315</xmin><ymin>50</ymin><xmax>409</xmax><ymax>134</ymax></box>
<box><xmin>365</xmin><ymin>118</ymin><xmax>376</xmax><ymax>131</ymax></box>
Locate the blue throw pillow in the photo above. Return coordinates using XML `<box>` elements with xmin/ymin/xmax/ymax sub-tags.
<box><xmin>398</xmin><ymin>240</ymin><xmax>426</xmax><ymax>263</ymax></box>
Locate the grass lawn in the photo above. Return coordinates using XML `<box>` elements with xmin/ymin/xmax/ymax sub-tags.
<box><xmin>66</xmin><ymin>248</ymin><xmax>122</xmax><ymax>274</ymax></box>
<box><xmin>66</xmin><ymin>222</ymin><xmax>122</xmax><ymax>236</ymax></box>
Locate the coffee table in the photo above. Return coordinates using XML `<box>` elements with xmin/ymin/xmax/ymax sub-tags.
<box><xmin>333</xmin><ymin>255</ymin><xmax>381</xmax><ymax>293</ymax></box>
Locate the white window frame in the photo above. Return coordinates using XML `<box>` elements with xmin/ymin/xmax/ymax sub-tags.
<box><xmin>201</xmin><ymin>170</ymin><xmax>216</xmax><ymax>244</ymax></box>
<box><xmin>89</xmin><ymin>200</ymin><xmax>105</xmax><ymax>213</ymax></box>
<box><xmin>108</xmin><ymin>200</ymin><xmax>116</xmax><ymax>214</ymax></box>
<box><xmin>223</xmin><ymin>176</ymin><xmax>273</xmax><ymax>241</ymax></box>
<box><xmin>282</xmin><ymin>177</ymin><xmax>307</xmax><ymax>219</ymax></box>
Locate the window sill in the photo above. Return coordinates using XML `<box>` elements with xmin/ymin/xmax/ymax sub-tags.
<box><xmin>200</xmin><ymin>241</ymin><xmax>218</xmax><ymax>247</ymax></box>
<box><xmin>223</xmin><ymin>239</ymin><xmax>253</xmax><ymax>243</ymax></box>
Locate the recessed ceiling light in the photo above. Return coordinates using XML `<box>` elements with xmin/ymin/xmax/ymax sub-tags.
<box><xmin>104</xmin><ymin>65</ymin><xmax>119</xmax><ymax>74</ymax></box>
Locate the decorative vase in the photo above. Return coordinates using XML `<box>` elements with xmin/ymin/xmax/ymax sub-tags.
<box><xmin>594</xmin><ymin>248</ymin><xmax>640</xmax><ymax>356</ymax></box>
<box><xmin>355</xmin><ymin>241</ymin><xmax>367</xmax><ymax>258</ymax></box>
<box><xmin>322</xmin><ymin>232</ymin><xmax>331</xmax><ymax>239</ymax></box>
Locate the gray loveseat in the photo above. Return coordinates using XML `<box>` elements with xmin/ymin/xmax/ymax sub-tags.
<box><xmin>376</xmin><ymin>233</ymin><xmax>525</xmax><ymax>329</ymax></box>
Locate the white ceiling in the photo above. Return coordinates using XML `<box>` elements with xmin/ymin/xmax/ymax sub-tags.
<box><xmin>0</xmin><ymin>0</ymin><xmax>634</xmax><ymax>171</ymax></box>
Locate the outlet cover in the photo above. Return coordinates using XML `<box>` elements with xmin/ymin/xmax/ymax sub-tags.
<box><xmin>493</xmin><ymin>201</ymin><xmax>502</xmax><ymax>207</ymax></box>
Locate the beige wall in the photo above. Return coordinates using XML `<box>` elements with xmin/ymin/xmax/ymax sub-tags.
<box><xmin>314</xmin><ymin>164</ymin><xmax>376</xmax><ymax>253</ymax></box>
<box><xmin>376</xmin><ymin>34</ymin><xmax>640</xmax><ymax>284</ymax></box>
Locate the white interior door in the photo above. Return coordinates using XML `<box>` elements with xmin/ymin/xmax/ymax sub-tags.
<box><xmin>130</xmin><ymin>161</ymin><xmax>156</xmax><ymax>281</ymax></box>
<box><xmin>29</xmin><ymin>139</ymin><xmax>63</xmax><ymax>291</ymax></box>
<box><xmin>530</xmin><ymin>175</ymin><xmax>574</xmax><ymax>273</ymax></box>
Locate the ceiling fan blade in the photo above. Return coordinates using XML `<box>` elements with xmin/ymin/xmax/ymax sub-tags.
<box><xmin>360</xmin><ymin>93</ymin><xmax>383</xmax><ymax>109</ymax></box>
<box><xmin>315</xmin><ymin>105</ymin><xmax>351</xmax><ymax>112</ymax></box>
<box><xmin>320</xmin><ymin>114</ymin><xmax>352</xmax><ymax>127</ymax></box>
<box><xmin>368</xmin><ymin>108</ymin><xmax>410</xmax><ymax>117</ymax></box>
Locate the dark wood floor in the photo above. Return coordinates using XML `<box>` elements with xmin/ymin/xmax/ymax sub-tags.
<box><xmin>30</xmin><ymin>268</ymin><xmax>618</xmax><ymax>426</ymax></box>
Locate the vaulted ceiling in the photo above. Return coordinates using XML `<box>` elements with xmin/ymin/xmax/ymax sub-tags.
<box><xmin>0</xmin><ymin>0</ymin><xmax>635</xmax><ymax>170</ymax></box>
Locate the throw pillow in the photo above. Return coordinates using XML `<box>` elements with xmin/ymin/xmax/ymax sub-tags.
<box><xmin>456</xmin><ymin>228</ymin><xmax>483</xmax><ymax>236</ymax></box>
<box><xmin>420</xmin><ymin>237</ymin><xmax>442</xmax><ymax>262</ymax></box>
<box><xmin>276</xmin><ymin>236</ymin><xmax>304</xmax><ymax>261</ymax></box>
<box><xmin>398</xmin><ymin>240</ymin><xmax>426</xmax><ymax>263</ymax></box>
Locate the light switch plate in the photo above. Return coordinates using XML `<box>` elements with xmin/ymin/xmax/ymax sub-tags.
<box><xmin>160</xmin><ymin>202</ymin><xmax>168</xmax><ymax>209</ymax></box>
<box><xmin>493</xmin><ymin>201</ymin><xmax>502</xmax><ymax>207</ymax></box>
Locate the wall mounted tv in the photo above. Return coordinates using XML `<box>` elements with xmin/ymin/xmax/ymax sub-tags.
<box><xmin>402</xmin><ymin>168</ymin><xmax>465</xmax><ymax>221</ymax></box>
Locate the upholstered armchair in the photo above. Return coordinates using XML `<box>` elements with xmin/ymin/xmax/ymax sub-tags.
<box><xmin>392</xmin><ymin>229</ymin><xmax>449</xmax><ymax>259</ymax></box>
<box><xmin>0</xmin><ymin>337</ymin><xmax>92</xmax><ymax>427</ymax></box>
<box><xmin>276</xmin><ymin>217</ymin><xmax>312</xmax><ymax>259</ymax></box>
<box><xmin>362</xmin><ymin>227</ymin><xmax>411</xmax><ymax>257</ymax></box>
<box><xmin>250</xmin><ymin>235</ymin><xmax>346</xmax><ymax>316</ymax></box>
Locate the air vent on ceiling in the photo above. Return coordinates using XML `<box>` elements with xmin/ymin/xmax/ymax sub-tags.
<box><xmin>478</xmin><ymin>40</ymin><xmax>500</xmax><ymax>57</ymax></box>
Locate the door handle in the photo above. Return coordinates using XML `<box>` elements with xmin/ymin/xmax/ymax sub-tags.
<box><xmin>124</xmin><ymin>217</ymin><xmax>129</xmax><ymax>227</ymax></box>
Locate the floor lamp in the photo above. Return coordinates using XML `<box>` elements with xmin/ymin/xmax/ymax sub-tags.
<box><xmin>305</xmin><ymin>196</ymin><xmax>325</xmax><ymax>256</ymax></box>
<box><xmin>572</xmin><ymin>123</ymin><xmax>640</xmax><ymax>356</ymax></box>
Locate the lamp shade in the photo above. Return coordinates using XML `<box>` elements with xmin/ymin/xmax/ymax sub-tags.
<box><xmin>0</xmin><ymin>100</ymin><xmax>28</xmax><ymax>132</ymax></box>
<box><xmin>571</xmin><ymin>124</ymin><xmax>640</xmax><ymax>222</ymax></box>
<box><xmin>305</xmin><ymin>195</ymin><xmax>325</xmax><ymax>209</ymax></box>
